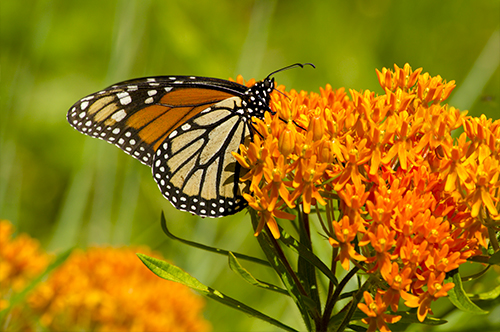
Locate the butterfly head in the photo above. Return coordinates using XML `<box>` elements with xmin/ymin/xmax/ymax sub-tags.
<box><xmin>248</xmin><ymin>63</ymin><xmax>315</xmax><ymax>117</ymax></box>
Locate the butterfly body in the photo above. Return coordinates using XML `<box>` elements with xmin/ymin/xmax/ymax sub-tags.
<box><xmin>67</xmin><ymin>74</ymin><xmax>275</xmax><ymax>217</ymax></box>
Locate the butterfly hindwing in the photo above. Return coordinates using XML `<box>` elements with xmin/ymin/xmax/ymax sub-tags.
<box><xmin>152</xmin><ymin>99</ymin><xmax>252</xmax><ymax>217</ymax></box>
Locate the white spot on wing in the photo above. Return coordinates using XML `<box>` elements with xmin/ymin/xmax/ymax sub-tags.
<box><xmin>111</xmin><ymin>109</ymin><xmax>127</xmax><ymax>122</ymax></box>
<box><xmin>119</xmin><ymin>96</ymin><xmax>132</xmax><ymax>105</ymax></box>
<box><xmin>117</xmin><ymin>92</ymin><xmax>132</xmax><ymax>105</ymax></box>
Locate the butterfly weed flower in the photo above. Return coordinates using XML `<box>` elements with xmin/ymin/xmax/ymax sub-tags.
<box><xmin>233</xmin><ymin>63</ymin><xmax>499</xmax><ymax>331</ymax></box>
<box><xmin>1</xmin><ymin>220</ymin><xmax>50</xmax><ymax>331</ymax></box>
<box><xmin>0</xmin><ymin>221</ymin><xmax>210</xmax><ymax>332</ymax></box>
<box><xmin>357</xmin><ymin>290</ymin><xmax>402</xmax><ymax>332</ymax></box>
<box><xmin>0</xmin><ymin>220</ymin><xmax>49</xmax><ymax>296</ymax></box>
<box><xmin>28</xmin><ymin>246</ymin><xmax>211</xmax><ymax>332</ymax></box>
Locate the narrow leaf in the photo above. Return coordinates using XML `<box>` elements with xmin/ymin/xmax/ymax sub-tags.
<box><xmin>488</xmin><ymin>250</ymin><xmax>500</xmax><ymax>265</ymax></box>
<box><xmin>329</xmin><ymin>275</ymin><xmax>372</xmax><ymax>332</ymax></box>
<box><xmin>137</xmin><ymin>254</ymin><xmax>298</xmax><ymax>332</ymax></box>
<box><xmin>467</xmin><ymin>283</ymin><xmax>500</xmax><ymax>301</ymax></box>
<box><xmin>228</xmin><ymin>252</ymin><xmax>289</xmax><ymax>295</ymax></box>
<box><xmin>160</xmin><ymin>211</ymin><xmax>270</xmax><ymax>267</ymax></box>
<box><xmin>249</xmin><ymin>210</ymin><xmax>314</xmax><ymax>331</ymax></box>
<box><xmin>280</xmin><ymin>228</ymin><xmax>338</xmax><ymax>286</ymax></box>
<box><xmin>296</xmin><ymin>210</ymin><xmax>321</xmax><ymax>312</ymax></box>
<box><xmin>447</xmin><ymin>270</ymin><xmax>489</xmax><ymax>315</ymax></box>
<box><xmin>393</xmin><ymin>310</ymin><xmax>448</xmax><ymax>325</ymax></box>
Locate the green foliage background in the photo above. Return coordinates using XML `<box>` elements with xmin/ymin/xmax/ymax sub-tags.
<box><xmin>1</xmin><ymin>0</ymin><xmax>499</xmax><ymax>331</ymax></box>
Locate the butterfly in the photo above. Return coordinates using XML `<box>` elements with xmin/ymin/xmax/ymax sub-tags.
<box><xmin>67</xmin><ymin>63</ymin><xmax>314</xmax><ymax>217</ymax></box>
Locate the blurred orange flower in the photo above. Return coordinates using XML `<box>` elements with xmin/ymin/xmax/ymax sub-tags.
<box><xmin>0</xmin><ymin>220</ymin><xmax>210</xmax><ymax>332</ymax></box>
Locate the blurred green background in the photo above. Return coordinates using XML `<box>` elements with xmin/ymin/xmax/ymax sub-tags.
<box><xmin>1</xmin><ymin>0</ymin><xmax>499</xmax><ymax>331</ymax></box>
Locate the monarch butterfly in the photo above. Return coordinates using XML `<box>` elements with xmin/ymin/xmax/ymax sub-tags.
<box><xmin>67</xmin><ymin>63</ymin><xmax>314</xmax><ymax>217</ymax></box>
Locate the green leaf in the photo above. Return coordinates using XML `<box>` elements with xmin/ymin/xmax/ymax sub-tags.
<box><xmin>279</xmin><ymin>227</ymin><xmax>338</xmax><ymax>286</ymax></box>
<box><xmin>328</xmin><ymin>275</ymin><xmax>372</xmax><ymax>332</ymax></box>
<box><xmin>393</xmin><ymin>310</ymin><xmax>448</xmax><ymax>325</ymax></box>
<box><xmin>249</xmin><ymin>210</ymin><xmax>315</xmax><ymax>331</ymax></box>
<box><xmin>346</xmin><ymin>324</ymin><xmax>367</xmax><ymax>332</ymax></box>
<box><xmin>296</xmin><ymin>211</ymin><xmax>321</xmax><ymax>313</ymax></box>
<box><xmin>228</xmin><ymin>252</ymin><xmax>289</xmax><ymax>295</ymax></box>
<box><xmin>447</xmin><ymin>269</ymin><xmax>489</xmax><ymax>315</ymax></box>
<box><xmin>0</xmin><ymin>248</ymin><xmax>73</xmax><ymax>319</ymax></box>
<box><xmin>137</xmin><ymin>253</ymin><xmax>299</xmax><ymax>332</ymax></box>
<box><xmin>160</xmin><ymin>211</ymin><xmax>270</xmax><ymax>267</ymax></box>
<box><xmin>488</xmin><ymin>250</ymin><xmax>500</xmax><ymax>265</ymax></box>
<box><xmin>467</xmin><ymin>283</ymin><xmax>500</xmax><ymax>301</ymax></box>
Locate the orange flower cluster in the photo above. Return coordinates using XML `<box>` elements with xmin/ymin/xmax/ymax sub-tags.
<box><xmin>0</xmin><ymin>221</ymin><xmax>210</xmax><ymax>332</ymax></box>
<box><xmin>0</xmin><ymin>220</ymin><xmax>50</xmax><ymax>331</ymax></box>
<box><xmin>0</xmin><ymin>220</ymin><xmax>49</xmax><ymax>294</ymax></box>
<box><xmin>233</xmin><ymin>64</ymin><xmax>499</xmax><ymax>328</ymax></box>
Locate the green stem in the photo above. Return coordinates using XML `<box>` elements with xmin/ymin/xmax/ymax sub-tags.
<box><xmin>320</xmin><ymin>266</ymin><xmax>359</xmax><ymax>331</ymax></box>
<box><xmin>333</xmin><ymin>274</ymin><xmax>375</xmax><ymax>332</ymax></box>
<box><xmin>160</xmin><ymin>212</ymin><xmax>270</xmax><ymax>266</ymax></box>
<box><xmin>268</xmin><ymin>227</ymin><xmax>309</xmax><ymax>297</ymax></box>
<box><xmin>488</xmin><ymin>225</ymin><xmax>500</xmax><ymax>251</ymax></box>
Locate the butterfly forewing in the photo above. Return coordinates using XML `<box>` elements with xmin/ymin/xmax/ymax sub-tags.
<box><xmin>67</xmin><ymin>76</ymin><xmax>249</xmax><ymax>166</ymax></box>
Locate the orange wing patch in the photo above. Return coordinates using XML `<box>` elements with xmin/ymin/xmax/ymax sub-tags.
<box><xmin>127</xmin><ymin>104</ymin><xmax>167</xmax><ymax>128</ymax></box>
<box><xmin>125</xmin><ymin>87</ymin><xmax>239</xmax><ymax>149</ymax></box>
<box><xmin>160</xmin><ymin>88</ymin><xmax>235</xmax><ymax>106</ymax></box>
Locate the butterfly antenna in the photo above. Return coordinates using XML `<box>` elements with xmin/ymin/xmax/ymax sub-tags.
<box><xmin>266</xmin><ymin>62</ymin><xmax>315</xmax><ymax>80</ymax></box>
<box><xmin>261</xmin><ymin>63</ymin><xmax>315</xmax><ymax>121</ymax></box>
<box><xmin>268</xmin><ymin>63</ymin><xmax>315</xmax><ymax>99</ymax></box>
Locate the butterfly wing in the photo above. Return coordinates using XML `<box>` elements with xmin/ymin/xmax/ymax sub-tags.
<box><xmin>153</xmin><ymin>101</ymin><xmax>252</xmax><ymax>217</ymax></box>
<box><xmin>67</xmin><ymin>75</ymin><xmax>275</xmax><ymax>217</ymax></box>
<box><xmin>67</xmin><ymin>76</ymin><xmax>248</xmax><ymax>166</ymax></box>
